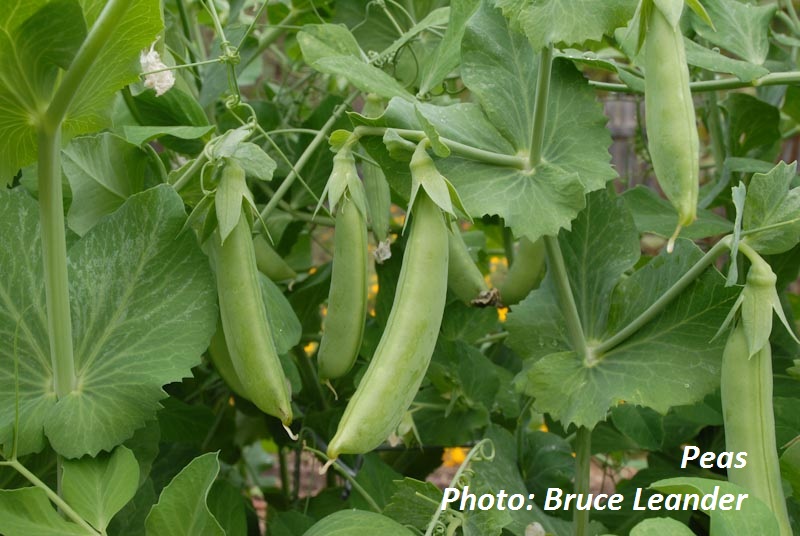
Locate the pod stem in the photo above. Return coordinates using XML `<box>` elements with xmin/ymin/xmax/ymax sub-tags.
<box><xmin>574</xmin><ymin>427</ymin><xmax>592</xmax><ymax>536</ymax></box>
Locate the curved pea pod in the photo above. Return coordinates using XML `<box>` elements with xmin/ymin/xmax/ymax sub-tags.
<box><xmin>327</xmin><ymin>191</ymin><xmax>448</xmax><ymax>459</ymax></box>
<box><xmin>208</xmin><ymin>208</ymin><xmax>293</xmax><ymax>425</ymax></box>
<box><xmin>498</xmin><ymin>237</ymin><xmax>545</xmax><ymax>306</ymax></box>
<box><xmin>447</xmin><ymin>224</ymin><xmax>495</xmax><ymax>305</ymax></box>
<box><xmin>721</xmin><ymin>324</ymin><xmax>792</xmax><ymax>535</ymax></box>
<box><xmin>253</xmin><ymin>233</ymin><xmax>297</xmax><ymax>282</ymax></box>
<box><xmin>316</xmin><ymin>195</ymin><xmax>369</xmax><ymax>380</ymax></box>
<box><xmin>644</xmin><ymin>1</ymin><xmax>699</xmax><ymax>249</ymax></box>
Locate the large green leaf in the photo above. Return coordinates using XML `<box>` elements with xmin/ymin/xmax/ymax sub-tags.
<box><xmin>511</xmin><ymin>227</ymin><xmax>739</xmax><ymax>429</ymax></box>
<box><xmin>0</xmin><ymin>487</ymin><xmax>88</xmax><ymax>536</ymax></box>
<box><xmin>0</xmin><ymin>0</ymin><xmax>162</xmax><ymax>184</ymax></box>
<box><xmin>63</xmin><ymin>133</ymin><xmax>149</xmax><ymax>236</ymax></box>
<box><xmin>304</xmin><ymin>510</ymin><xmax>417</xmax><ymax>536</ymax></box>
<box><xmin>630</xmin><ymin>517</ymin><xmax>695</xmax><ymax>535</ymax></box>
<box><xmin>495</xmin><ymin>0</ymin><xmax>637</xmax><ymax>51</ymax></box>
<box><xmin>62</xmin><ymin>445</ymin><xmax>140</xmax><ymax>531</ymax></box>
<box><xmin>0</xmin><ymin>185</ymin><xmax>217</xmax><ymax>458</ymax></box>
<box><xmin>690</xmin><ymin>0</ymin><xmax>775</xmax><ymax>65</ymax></box>
<box><xmin>145</xmin><ymin>452</ymin><xmax>225</xmax><ymax>536</ymax></box>
<box><xmin>297</xmin><ymin>24</ymin><xmax>412</xmax><ymax>100</ymax></box>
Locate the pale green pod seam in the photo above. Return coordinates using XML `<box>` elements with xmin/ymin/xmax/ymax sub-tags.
<box><xmin>327</xmin><ymin>191</ymin><xmax>448</xmax><ymax>458</ymax></box>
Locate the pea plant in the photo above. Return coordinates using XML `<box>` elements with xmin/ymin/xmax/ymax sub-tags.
<box><xmin>1</xmin><ymin>0</ymin><xmax>799</xmax><ymax>534</ymax></box>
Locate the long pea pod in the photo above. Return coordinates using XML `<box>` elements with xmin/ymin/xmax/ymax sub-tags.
<box><xmin>447</xmin><ymin>224</ymin><xmax>492</xmax><ymax>305</ymax></box>
<box><xmin>207</xmin><ymin>320</ymin><xmax>248</xmax><ymax>397</ymax></box>
<box><xmin>721</xmin><ymin>324</ymin><xmax>791</xmax><ymax>535</ymax></box>
<box><xmin>253</xmin><ymin>234</ymin><xmax>297</xmax><ymax>282</ymax></box>
<box><xmin>316</xmin><ymin>195</ymin><xmax>369</xmax><ymax>380</ymax></box>
<box><xmin>498</xmin><ymin>237</ymin><xmax>545</xmax><ymax>306</ymax></box>
<box><xmin>327</xmin><ymin>191</ymin><xmax>448</xmax><ymax>459</ymax></box>
<box><xmin>208</xmin><ymin>166</ymin><xmax>292</xmax><ymax>424</ymax></box>
<box><xmin>361</xmin><ymin>94</ymin><xmax>392</xmax><ymax>244</ymax></box>
<box><xmin>644</xmin><ymin>0</ymin><xmax>699</xmax><ymax>250</ymax></box>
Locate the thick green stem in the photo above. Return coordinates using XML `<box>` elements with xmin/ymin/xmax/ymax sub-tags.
<box><xmin>11</xmin><ymin>460</ymin><xmax>101</xmax><ymax>535</ymax></box>
<box><xmin>594</xmin><ymin>236</ymin><xmax>732</xmax><ymax>355</ymax></box>
<box><xmin>590</xmin><ymin>70</ymin><xmax>800</xmax><ymax>94</ymax></box>
<box><xmin>46</xmin><ymin>0</ymin><xmax>129</xmax><ymax>126</ymax></box>
<box><xmin>38</xmin><ymin>127</ymin><xmax>75</xmax><ymax>398</ymax></box>
<box><xmin>530</xmin><ymin>44</ymin><xmax>554</xmax><ymax>168</ymax></box>
<box><xmin>38</xmin><ymin>0</ymin><xmax>130</xmax><ymax>399</ymax></box>
<box><xmin>172</xmin><ymin>153</ymin><xmax>208</xmax><ymax>192</ymax></box>
<box><xmin>573</xmin><ymin>427</ymin><xmax>592</xmax><ymax>536</ymax></box>
<box><xmin>256</xmin><ymin>92</ymin><xmax>359</xmax><ymax>226</ymax></box>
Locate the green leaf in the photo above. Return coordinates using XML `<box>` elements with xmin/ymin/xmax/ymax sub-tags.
<box><xmin>515</xmin><ymin>240</ymin><xmax>738</xmax><ymax>429</ymax></box>
<box><xmin>260</xmin><ymin>273</ymin><xmax>302</xmax><ymax>355</ymax></box>
<box><xmin>610</xmin><ymin>404</ymin><xmax>664</xmax><ymax>450</ymax></box>
<box><xmin>560</xmin><ymin>190</ymin><xmax>640</xmax><ymax>339</ymax></box>
<box><xmin>520</xmin><ymin>431</ymin><xmax>575</xmax><ymax>502</ymax></box>
<box><xmin>415</xmin><ymin>105</ymin><xmax>450</xmax><ymax>157</ymax></box>
<box><xmin>690</xmin><ymin>0</ymin><xmax>775</xmax><ymax>64</ymax></box>
<box><xmin>0</xmin><ymin>185</ymin><xmax>217</xmax><ymax>458</ymax></box>
<box><xmin>384</xmin><ymin>478</ymin><xmax>443</xmax><ymax>530</ymax></box>
<box><xmin>121</xmin><ymin>126</ymin><xmax>215</xmax><ymax>147</ymax></box>
<box><xmin>417</xmin><ymin>0</ymin><xmax>481</xmax><ymax>96</ymax></box>
<box><xmin>231</xmin><ymin>142</ymin><xmax>277</xmax><ymax>182</ymax></box>
<box><xmin>62</xmin><ymin>445</ymin><xmax>140</xmax><ymax>531</ymax></box>
<box><xmin>742</xmin><ymin>161</ymin><xmax>800</xmax><ymax>255</ymax></box>
<box><xmin>621</xmin><ymin>186</ymin><xmax>733</xmax><ymax>240</ymax></box>
<box><xmin>304</xmin><ymin>510</ymin><xmax>417</xmax><ymax>536</ymax></box>
<box><xmin>630</xmin><ymin>517</ymin><xmax>695</xmax><ymax>535</ymax></box>
<box><xmin>0</xmin><ymin>487</ymin><xmax>88</xmax><ymax>536</ymax></box>
<box><xmin>722</xmin><ymin>93</ymin><xmax>781</xmax><ymax>160</ymax></box>
<box><xmin>207</xmin><ymin>481</ymin><xmax>247</xmax><ymax>536</ymax></box>
<box><xmin>650</xmin><ymin>477</ymin><xmax>780</xmax><ymax>534</ymax></box>
<box><xmin>780</xmin><ymin>440</ymin><xmax>800</xmax><ymax>499</ymax></box>
<box><xmin>298</xmin><ymin>24</ymin><xmax>412</xmax><ymax>100</ymax></box>
<box><xmin>684</xmin><ymin>39</ymin><xmax>768</xmax><ymax>82</ymax></box>
<box><xmin>0</xmin><ymin>0</ymin><xmax>86</xmax><ymax>184</ymax></box>
<box><xmin>215</xmin><ymin>165</ymin><xmax>248</xmax><ymax>244</ymax></box>
<box><xmin>350</xmin><ymin>454</ymin><xmax>402</xmax><ymax>512</ymax></box>
<box><xmin>63</xmin><ymin>133</ymin><xmax>149</xmax><ymax>236</ymax></box>
<box><xmin>495</xmin><ymin>0</ymin><xmax>637</xmax><ymax>50</ymax></box>
<box><xmin>145</xmin><ymin>452</ymin><xmax>225</xmax><ymax>536</ymax></box>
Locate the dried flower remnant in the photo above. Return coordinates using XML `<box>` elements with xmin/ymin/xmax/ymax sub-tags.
<box><xmin>140</xmin><ymin>42</ymin><xmax>175</xmax><ymax>97</ymax></box>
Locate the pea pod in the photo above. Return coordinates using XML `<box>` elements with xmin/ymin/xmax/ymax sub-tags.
<box><xmin>207</xmin><ymin>320</ymin><xmax>247</xmax><ymax>397</ymax></box>
<box><xmin>498</xmin><ymin>237</ymin><xmax>545</xmax><ymax>306</ymax></box>
<box><xmin>208</xmin><ymin>203</ymin><xmax>292</xmax><ymax>425</ymax></box>
<box><xmin>316</xmin><ymin>195</ymin><xmax>369</xmax><ymax>380</ymax></box>
<box><xmin>447</xmin><ymin>224</ymin><xmax>492</xmax><ymax>305</ymax></box>
<box><xmin>644</xmin><ymin>1</ymin><xmax>698</xmax><ymax>249</ymax></box>
<box><xmin>721</xmin><ymin>324</ymin><xmax>791</xmax><ymax>535</ymax></box>
<box><xmin>327</xmin><ymin>191</ymin><xmax>448</xmax><ymax>459</ymax></box>
<box><xmin>253</xmin><ymin>233</ymin><xmax>297</xmax><ymax>282</ymax></box>
<box><xmin>362</xmin><ymin>94</ymin><xmax>392</xmax><ymax>244</ymax></box>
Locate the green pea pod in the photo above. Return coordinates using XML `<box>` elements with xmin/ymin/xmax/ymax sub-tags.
<box><xmin>362</xmin><ymin>94</ymin><xmax>392</xmax><ymax>243</ymax></box>
<box><xmin>207</xmin><ymin>319</ymin><xmax>247</xmax><ymax>397</ymax></box>
<box><xmin>317</xmin><ymin>195</ymin><xmax>369</xmax><ymax>380</ymax></box>
<box><xmin>498</xmin><ymin>237</ymin><xmax>545</xmax><ymax>306</ymax></box>
<box><xmin>253</xmin><ymin>233</ymin><xmax>297</xmax><ymax>282</ymax></box>
<box><xmin>447</xmin><ymin>224</ymin><xmax>490</xmax><ymax>304</ymax></box>
<box><xmin>645</xmin><ymin>1</ymin><xmax>698</xmax><ymax>249</ymax></box>
<box><xmin>721</xmin><ymin>324</ymin><xmax>791</xmax><ymax>535</ymax></box>
<box><xmin>209</xmin><ymin>206</ymin><xmax>293</xmax><ymax>425</ymax></box>
<box><xmin>327</xmin><ymin>191</ymin><xmax>448</xmax><ymax>459</ymax></box>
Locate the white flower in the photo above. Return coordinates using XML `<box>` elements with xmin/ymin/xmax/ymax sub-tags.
<box><xmin>373</xmin><ymin>238</ymin><xmax>392</xmax><ymax>264</ymax></box>
<box><xmin>140</xmin><ymin>42</ymin><xmax>175</xmax><ymax>97</ymax></box>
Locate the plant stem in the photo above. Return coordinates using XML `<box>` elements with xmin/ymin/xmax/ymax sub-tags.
<box><xmin>543</xmin><ymin>236</ymin><xmax>588</xmax><ymax>360</ymax></box>
<box><xmin>530</xmin><ymin>44</ymin><xmax>554</xmax><ymax>169</ymax></box>
<box><xmin>573</xmin><ymin>427</ymin><xmax>592</xmax><ymax>536</ymax></box>
<box><xmin>39</xmin><ymin>0</ymin><xmax>130</xmax><ymax>399</ymax></box>
<box><xmin>594</xmin><ymin>236</ymin><xmax>732</xmax><ymax>355</ymax></box>
<box><xmin>354</xmin><ymin>127</ymin><xmax>526</xmax><ymax>169</ymax></box>
<box><xmin>38</xmin><ymin>127</ymin><xmax>76</xmax><ymax>398</ymax></box>
<box><xmin>172</xmin><ymin>153</ymin><xmax>208</xmax><ymax>192</ymax></box>
<box><xmin>590</xmin><ymin>70</ymin><xmax>800</xmax><ymax>94</ymax></box>
<box><xmin>11</xmin><ymin>460</ymin><xmax>101</xmax><ymax>535</ymax></box>
<box><xmin>304</xmin><ymin>446</ymin><xmax>382</xmax><ymax>513</ymax></box>
<box><xmin>256</xmin><ymin>92</ymin><xmax>359</xmax><ymax>227</ymax></box>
